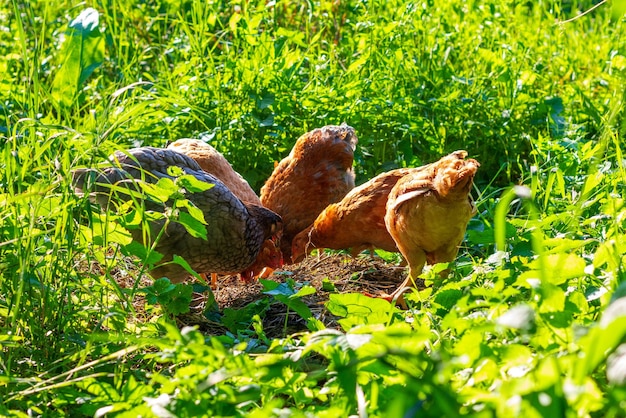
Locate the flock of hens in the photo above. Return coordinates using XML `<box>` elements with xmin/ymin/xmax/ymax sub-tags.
<box><xmin>72</xmin><ymin>124</ymin><xmax>480</xmax><ymax>306</ymax></box>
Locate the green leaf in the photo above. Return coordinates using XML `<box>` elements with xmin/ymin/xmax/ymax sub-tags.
<box><xmin>222</xmin><ymin>299</ymin><xmax>270</xmax><ymax>333</ymax></box>
<box><xmin>88</xmin><ymin>213</ymin><xmax>133</xmax><ymax>246</ymax></box>
<box><xmin>176</xmin><ymin>199</ymin><xmax>207</xmax><ymax>225</ymax></box>
<box><xmin>121</xmin><ymin>241</ymin><xmax>164</xmax><ymax>265</ymax></box>
<box><xmin>261</xmin><ymin>279</ymin><xmax>315</xmax><ymax>320</ymax></box>
<box><xmin>177</xmin><ymin>174</ymin><xmax>215</xmax><ymax>193</ymax></box>
<box><xmin>164</xmin><ymin>284</ymin><xmax>193</xmax><ymax>315</ymax></box>
<box><xmin>259</xmin><ymin>93</ymin><xmax>274</xmax><ymax>110</ymax></box>
<box><xmin>152</xmin><ymin>277</ymin><xmax>177</xmax><ymax>294</ymax></box>
<box><xmin>171</xmin><ymin>255</ymin><xmax>203</xmax><ymax>281</ymax></box>
<box><xmin>261</xmin><ymin>279</ymin><xmax>296</xmax><ymax>297</ymax></box>
<box><xmin>167</xmin><ymin>166</ymin><xmax>185</xmax><ymax>177</ymax></box>
<box><xmin>273</xmin><ymin>294</ymin><xmax>312</xmax><ymax>319</ymax></box>
<box><xmin>531</xmin><ymin>253</ymin><xmax>587</xmax><ymax>284</ymax></box>
<box><xmin>326</xmin><ymin>293</ymin><xmax>398</xmax><ymax>330</ymax></box>
<box><xmin>321</xmin><ymin>278</ymin><xmax>336</xmax><ymax>292</ymax></box>
<box><xmin>51</xmin><ymin>8</ymin><xmax>104</xmax><ymax>107</ymax></box>
<box><xmin>292</xmin><ymin>285</ymin><xmax>316</xmax><ymax>298</ymax></box>
<box><xmin>176</xmin><ymin>211</ymin><xmax>208</xmax><ymax>240</ymax></box>
<box><xmin>140</xmin><ymin>178</ymin><xmax>179</xmax><ymax>202</ymax></box>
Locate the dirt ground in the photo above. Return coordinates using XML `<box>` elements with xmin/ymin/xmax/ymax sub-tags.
<box><xmin>188</xmin><ymin>253</ymin><xmax>421</xmax><ymax>337</ymax></box>
<box><xmin>102</xmin><ymin>251</ymin><xmax>422</xmax><ymax>337</ymax></box>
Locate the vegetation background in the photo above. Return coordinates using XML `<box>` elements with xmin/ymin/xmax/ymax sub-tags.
<box><xmin>1</xmin><ymin>0</ymin><xmax>625</xmax><ymax>416</ymax></box>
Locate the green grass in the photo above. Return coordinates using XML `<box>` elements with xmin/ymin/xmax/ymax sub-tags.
<box><xmin>1</xmin><ymin>0</ymin><xmax>625</xmax><ymax>416</ymax></box>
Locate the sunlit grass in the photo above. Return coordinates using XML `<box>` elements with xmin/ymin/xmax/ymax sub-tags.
<box><xmin>1</xmin><ymin>0</ymin><xmax>625</xmax><ymax>415</ymax></box>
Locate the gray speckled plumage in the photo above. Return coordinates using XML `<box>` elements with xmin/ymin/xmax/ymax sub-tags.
<box><xmin>72</xmin><ymin>147</ymin><xmax>282</xmax><ymax>282</ymax></box>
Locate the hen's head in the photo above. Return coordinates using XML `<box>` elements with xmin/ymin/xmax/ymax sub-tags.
<box><xmin>291</xmin><ymin>123</ymin><xmax>358</xmax><ymax>167</ymax></box>
<box><xmin>239</xmin><ymin>237</ymin><xmax>284</xmax><ymax>283</ymax></box>
<box><xmin>246</xmin><ymin>204</ymin><xmax>283</xmax><ymax>240</ymax></box>
<box><xmin>290</xmin><ymin>225</ymin><xmax>315</xmax><ymax>264</ymax></box>
<box><xmin>432</xmin><ymin>150</ymin><xmax>480</xmax><ymax>199</ymax></box>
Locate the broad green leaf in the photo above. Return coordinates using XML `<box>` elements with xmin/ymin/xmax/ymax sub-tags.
<box><xmin>177</xmin><ymin>175</ymin><xmax>215</xmax><ymax>193</ymax></box>
<box><xmin>530</xmin><ymin>253</ymin><xmax>587</xmax><ymax>284</ymax></box>
<box><xmin>163</xmin><ymin>284</ymin><xmax>193</xmax><ymax>315</ymax></box>
<box><xmin>593</xmin><ymin>240</ymin><xmax>626</xmax><ymax>269</ymax></box>
<box><xmin>326</xmin><ymin>293</ymin><xmax>398</xmax><ymax>330</ymax></box>
<box><xmin>75</xmin><ymin>378</ymin><xmax>119</xmax><ymax>400</ymax></box>
<box><xmin>292</xmin><ymin>284</ymin><xmax>316</xmax><ymax>298</ymax></box>
<box><xmin>538</xmin><ymin>282</ymin><xmax>566</xmax><ymax>313</ymax></box>
<box><xmin>176</xmin><ymin>211</ymin><xmax>208</xmax><ymax>240</ymax></box>
<box><xmin>433</xmin><ymin>288</ymin><xmax>464</xmax><ymax>311</ymax></box>
<box><xmin>170</xmin><ymin>255</ymin><xmax>203</xmax><ymax>281</ymax></box>
<box><xmin>176</xmin><ymin>199</ymin><xmax>207</xmax><ymax>225</ymax></box>
<box><xmin>222</xmin><ymin>299</ymin><xmax>270</xmax><ymax>333</ymax></box>
<box><xmin>273</xmin><ymin>294</ymin><xmax>312</xmax><ymax>320</ymax></box>
<box><xmin>261</xmin><ymin>280</ymin><xmax>296</xmax><ymax>296</ymax></box>
<box><xmin>121</xmin><ymin>241</ymin><xmax>163</xmax><ymax>265</ymax></box>
<box><xmin>51</xmin><ymin>8</ymin><xmax>104</xmax><ymax>107</ymax></box>
<box><xmin>259</xmin><ymin>93</ymin><xmax>274</xmax><ymax>110</ymax></box>
<box><xmin>466</xmin><ymin>221</ymin><xmax>517</xmax><ymax>246</ymax></box>
<box><xmin>87</xmin><ymin>213</ymin><xmax>133</xmax><ymax>246</ymax></box>
<box><xmin>151</xmin><ymin>277</ymin><xmax>177</xmax><ymax>294</ymax></box>
<box><xmin>140</xmin><ymin>178</ymin><xmax>179</xmax><ymax>203</ymax></box>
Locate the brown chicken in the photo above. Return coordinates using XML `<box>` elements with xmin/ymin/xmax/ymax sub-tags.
<box><xmin>167</xmin><ymin>138</ymin><xmax>283</xmax><ymax>281</ymax></box>
<box><xmin>291</xmin><ymin>168</ymin><xmax>416</xmax><ymax>263</ymax></box>
<box><xmin>384</xmin><ymin>150</ymin><xmax>479</xmax><ymax>304</ymax></box>
<box><xmin>72</xmin><ymin>147</ymin><xmax>282</xmax><ymax>283</ymax></box>
<box><xmin>167</xmin><ymin>138</ymin><xmax>260</xmax><ymax>204</ymax></box>
<box><xmin>260</xmin><ymin>123</ymin><xmax>358</xmax><ymax>262</ymax></box>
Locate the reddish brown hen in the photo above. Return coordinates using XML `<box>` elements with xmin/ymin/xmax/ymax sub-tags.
<box><xmin>384</xmin><ymin>150</ymin><xmax>479</xmax><ymax>304</ymax></box>
<box><xmin>291</xmin><ymin>168</ymin><xmax>416</xmax><ymax>263</ymax></box>
<box><xmin>261</xmin><ymin>123</ymin><xmax>358</xmax><ymax>262</ymax></box>
<box><xmin>167</xmin><ymin>138</ymin><xmax>260</xmax><ymax>204</ymax></box>
<box><xmin>168</xmin><ymin>138</ymin><xmax>283</xmax><ymax>281</ymax></box>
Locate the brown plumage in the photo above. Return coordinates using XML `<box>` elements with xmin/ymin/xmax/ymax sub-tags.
<box><xmin>291</xmin><ymin>168</ymin><xmax>416</xmax><ymax>263</ymax></box>
<box><xmin>167</xmin><ymin>138</ymin><xmax>283</xmax><ymax>281</ymax></box>
<box><xmin>260</xmin><ymin>123</ymin><xmax>358</xmax><ymax>262</ymax></box>
<box><xmin>384</xmin><ymin>150</ymin><xmax>479</xmax><ymax>303</ymax></box>
<box><xmin>167</xmin><ymin>138</ymin><xmax>260</xmax><ymax>204</ymax></box>
<box><xmin>72</xmin><ymin>147</ymin><xmax>282</xmax><ymax>283</ymax></box>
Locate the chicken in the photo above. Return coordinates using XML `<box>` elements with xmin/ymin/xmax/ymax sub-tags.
<box><xmin>167</xmin><ymin>138</ymin><xmax>260</xmax><ymax>204</ymax></box>
<box><xmin>167</xmin><ymin>138</ymin><xmax>283</xmax><ymax>281</ymax></box>
<box><xmin>384</xmin><ymin>150</ymin><xmax>479</xmax><ymax>304</ymax></box>
<box><xmin>291</xmin><ymin>168</ymin><xmax>416</xmax><ymax>263</ymax></box>
<box><xmin>72</xmin><ymin>147</ymin><xmax>282</xmax><ymax>283</ymax></box>
<box><xmin>260</xmin><ymin>123</ymin><xmax>358</xmax><ymax>262</ymax></box>
<box><xmin>239</xmin><ymin>236</ymin><xmax>283</xmax><ymax>282</ymax></box>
